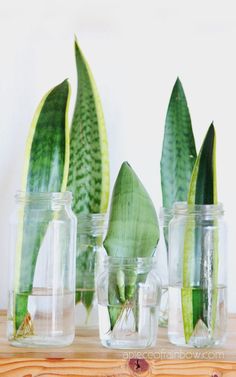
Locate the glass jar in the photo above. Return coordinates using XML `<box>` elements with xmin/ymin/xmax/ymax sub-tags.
<box><xmin>168</xmin><ymin>202</ymin><xmax>227</xmax><ymax>348</ymax></box>
<box><xmin>75</xmin><ymin>213</ymin><xmax>106</xmax><ymax>330</ymax></box>
<box><xmin>97</xmin><ymin>256</ymin><xmax>161</xmax><ymax>349</ymax></box>
<box><xmin>156</xmin><ymin>207</ymin><xmax>173</xmax><ymax>327</ymax></box>
<box><xmin>8</xmin><ymin>191</ymin><xmax>77</xmax><ymax>347</ymax></box>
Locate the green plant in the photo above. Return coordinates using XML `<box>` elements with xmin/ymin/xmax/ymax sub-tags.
<box><xmin>14</xmin><ymin>80</ymin><xmax>70</xmax><ymax>336</ymax></box>
<box><xmin>182</xmin><ymin>123</ymin><xmax>217</xmax><ymax>343</ymax></box>
<box><xmin>161</xmin><ymin>78</ymin><xmax>196</xmax><ymax>246</ymax></box>
<box><xmin>14</xmin><ymin>36</ymin><xmax>109</xmax><ymax>334</ymax></box>
<box><xmin>104</xmin><ymin>162</ymin><xmax>159</xmax><ymax>329</ymax></box>
<box><xmin>67</xmin><ymin>38</ymin><xmax>109</xmax><ymax>316</ymax></box>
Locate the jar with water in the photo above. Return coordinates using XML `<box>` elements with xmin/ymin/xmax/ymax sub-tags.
<box><xmin>168</xmin><ymin>202</ymin><xmax>227</xmax><ymax>348</ymax></box>
<box><xmin>8</xmin><ymin>191</ymin><xmax>77</xmax><ymax>347</ymax></box>
<box><xmin>97</xmin><ymin>257</ymin><xmax>161</xmax><ymax>349</ymax></box>
<box><xmin>75</xmin><ymin>213</ymin><xmax>106</xmax><ymax>330</ymax></box>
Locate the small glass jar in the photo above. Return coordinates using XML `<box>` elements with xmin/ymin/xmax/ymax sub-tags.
<box><xmin>75</xmin><ymin>213</ymin><xmax>106</xmax><ymax>330</ymax></box>
<box><xmin>8</xmin><ymin>191</ymin><xmax>77</xmax><ymax>347</ymax></box>
<box><xmin>97</xmin><ymin>256</ymin><xmax>161</xmax><ymax>349</ymax></box>
<box><xmin>156</xmin><ymin>207</ymin><xmax>173</xmax><ymax>327</ymax></box>
<box><xmin>168</xmin><ymin>202</ymin><xmax>227</xmax><ymax>348</ymax></box>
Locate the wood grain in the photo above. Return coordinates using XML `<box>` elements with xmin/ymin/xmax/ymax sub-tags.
<box><xmin>0</xmin><ymin>312</ymin><xmax>235</xmax><ymax>376</ymax></box>
<box><xmin>0</xmin><ymin>358</ymin><xmax>235</xmax><ymax>376</ymax></box>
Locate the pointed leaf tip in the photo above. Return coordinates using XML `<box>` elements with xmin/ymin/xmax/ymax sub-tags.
<box><xmin>104</xmin><ymin>162</ymin><xmax>159</xmax><ymax>258</ymax></box>
<box><xmin>161</xmin><ymin>77</ymin><xmax>196</xmax><ymax>208</ymax></box>
<box><xmin>175</xmin><ymin>76</ymin><xmax>182</xmax><ymax>86</ymax></box>
<box><xmin>188</xmin><ymin>123</ymin><xmax>217</xmax><ymax>205</ymax></box>
<box><xmin>68</xmin><ymin>34</ymin><xmax>109</xmax><ymax>214</ymax></box>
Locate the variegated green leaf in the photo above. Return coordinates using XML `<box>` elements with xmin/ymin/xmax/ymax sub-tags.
<box><xmin>67</xmin><ymin>38</ymin><xmax>110</xmax><ymax>314</ymax></box>
<box><xmin>14</xmin><ymin>80</ymin><xmax>70</xmax><ymax>333</ymax></box>
<box><xmin>67</xmin><ymin>38</ymin><xmax>109</xmax><ymax>214</ymax></box>
<box><xmin>161</xmin><ymin>78</ymin><xmax>196</xmax><ymax>209</ymax></box>
<box><xmin>182</xmin><ymin>124</ymin><xmax>217</xmax><ymax>343</ymax></box>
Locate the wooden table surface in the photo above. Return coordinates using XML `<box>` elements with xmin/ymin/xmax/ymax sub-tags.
<box><xmin>0</xmin><ymin>311</ymin><xmax>235</xmax><ymax>376</ymax></box>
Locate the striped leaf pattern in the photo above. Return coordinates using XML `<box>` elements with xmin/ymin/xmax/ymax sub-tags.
<box><xmin>67</xmin><ymin>39</ymin><xmax>109</xmax><ymax>214</ymax></box>
<box><xmin>67</xmin><ymin>39</ymin><xmax>109</xmax><ymax>312</ymax></box>
<box><xmin>161</xmin><ymin>78</ymin><xmax>197</xmax><ymax>209</ymax></box>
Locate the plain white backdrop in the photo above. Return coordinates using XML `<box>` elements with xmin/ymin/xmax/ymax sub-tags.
<box><xmin>0</xmin><ymin>0</ymin><xmax>235</xmax><ymax>312</ymax></box>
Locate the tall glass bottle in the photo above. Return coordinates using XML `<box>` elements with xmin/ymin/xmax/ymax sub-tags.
<box><xmin>75</xmin><ymin>213</ymin><xmax>106</xmax><ymax>330</ymax></box>
<box><xmin>8</xmin><ymin>191</ymin><xmax>77</xmax><ymax>347</ymax></box>
<box><xmin>156</xmin><ymin>207</ymin><xmax>172</xmax><ymax>327</ymax></box>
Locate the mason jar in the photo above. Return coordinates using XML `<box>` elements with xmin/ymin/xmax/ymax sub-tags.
<box><xmin>156</xmin><ymin>207</ymin><xmax>173</xmax><ymax>327</ymax></box>
<box><xmin>75</xmin><ymin>213</ymin><xmax>106</xmax><ymax>330</ymax></box>
<box><xmin>8</xmin><ymin>191</ymin><xmax>77</xmax><ymax>347</ymax></box>
<box><xmin>97</xmin><ymin>256</ymin><xmax>161</xmax><ymax>349</ymax></box>
<box><xmin>168</xmin><ymin>202</ymin><xmax>227</xmax><ymax>348</ymax></box>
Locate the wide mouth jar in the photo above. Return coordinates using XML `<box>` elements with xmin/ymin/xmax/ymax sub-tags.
<box><xmin>97</xmin><ymin>255</ymin><xmax>161</xmax><ymax>349</ymax></box>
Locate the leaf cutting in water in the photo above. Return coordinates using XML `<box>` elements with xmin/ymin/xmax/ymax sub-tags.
<box><xmin>104</xmin><ymin>161</ymin><xmax>159</xmax><ymax>329</ymax></box>
<box><xmin>182</xmin><ymin>123</ymin><xmax>218</xmax><ymax>343</ymax></box>
<box><xmin>67</xmin><ymin>37</ymin><xmax>110</xmax><ymax>316</ymax></box>
<box><xmin>14</xmin><ymin>80</ymin><xmax>70</xmax><ymax>335</ymax></box>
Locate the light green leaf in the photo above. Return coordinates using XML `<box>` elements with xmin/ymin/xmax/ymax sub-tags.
<box><xmin>104</xmin><ymin>162</ymin><xmax>159</xmax><ymax>329</ymax></box>
<box><xmin>104</xmin><ymin>162</ymin><xmax>159</xmax><ymax>258</ymax></box>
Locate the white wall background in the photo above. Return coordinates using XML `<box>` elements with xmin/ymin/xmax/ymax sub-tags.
<box><xmin>0</xmin><ymin>0</ymin><xmax>235</xmax><ymax>311</ymax></box>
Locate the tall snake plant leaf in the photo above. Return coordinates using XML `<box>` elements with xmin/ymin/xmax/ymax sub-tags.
<box><xmin>104</xmin><ymin>162</ymin><xmax>159</xmax><ymax>329</ymax></box>
<box><xmin>67</xmin><ymin>38</ymin><xmax>109</xmax><ymax>214</ymax></box>
<box><xmin>182</xmin><ymin>123</ymin><xmax>217</xmax><ymax>343</ymax></box>
<box><xmin>161</xmin><ymin>78</ymin><xmax>197</xmax><ymax>210</ymax></box>
<box><xmin>67</xmin><ymin>38</ymin><xmax>110</xmax><ymax>312</ymax></box>
<box><xmin>14</xmin><ymin>80</ymin><xmax>70</xmax><ymax>334</ymax></box>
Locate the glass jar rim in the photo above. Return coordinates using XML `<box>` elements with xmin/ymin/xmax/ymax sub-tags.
<box><xmin>173</xmin><ymin>201</ymin><xmax>224</xmax><ymax>215</ymax></box>
<box><xmin>77</xmin><ymin>212</ymin><xmax>107</xmax><ymax>234</ymax></box>
<box><xmin>15</xmin><ymin>190</ymin><xmax>72</xmax><ymax>204</ymax></box>
<box><xmin>159</xmin><ymin>206</ymin><xmax>173</xmax><ymax>215</ymax></box>
<box><xmin>159</xmin><ymin>207</ymin><xmax>173</xmax><ymax>222</ymax></box>
<box><xmin>103</xmin><ymin>255</ymin><xmax>157</xmax><ymax>269</ymax></box>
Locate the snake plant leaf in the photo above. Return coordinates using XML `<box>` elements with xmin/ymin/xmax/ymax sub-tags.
<box><xmin>66</xmin><ymin>38</ymin><xmax>110</xmax><ymax>314</ymax></box>
<box><xmin>67</xmin><ymin>37</ymin><xmax>109</xmax><ymax>214</ymax></box>
<box><xmin>14</xmin><ymin>80</ymin><xmax>70</xmax><ymax>333</ymax></box>
<box><xmin>104</xmin><ymin>162</ymin><xmax>159</xmax><ymax>329</ymax></box>
<box><xmin>182</xmin><ymin>123</ymin><xmax>217</xmax><ymax>343</ymax></box>
<box><xmin>161</xmin><ymin>78</ymin><xmax>197</xmax><ymax>209</ymax></box>
<box><xmin>104</xmin><ymin>162</ymin><xmax>159</xmax><ymax>258</ymax></box>
<box><xmin>188</xmin><ymin>123</ymin><xmax>217</xmax><ymax>205</ymax></box>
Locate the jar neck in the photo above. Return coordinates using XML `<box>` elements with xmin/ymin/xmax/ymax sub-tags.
<box><xmin>103</xmin><ymin>256</ymin><xmax>156</xmax><ymax>273</ymax></box>
<box><xmin>77</xmin><ymin>213</ymin><xmax>107</xmax><ymax>236</ymax></box>
<box><xmin>159</xmin><ymin>207</ymin><xmax>173</xmax><ymax>227</ymax></box>
<box><xmin>173</xmin><ymin>201</ymin><xmax>224</xmax><ymax>217</ymax></box>
<box><xmin>15</xmin><ymin>191</ymin><xmax>72</xmax><ymax>208</ymax></box>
